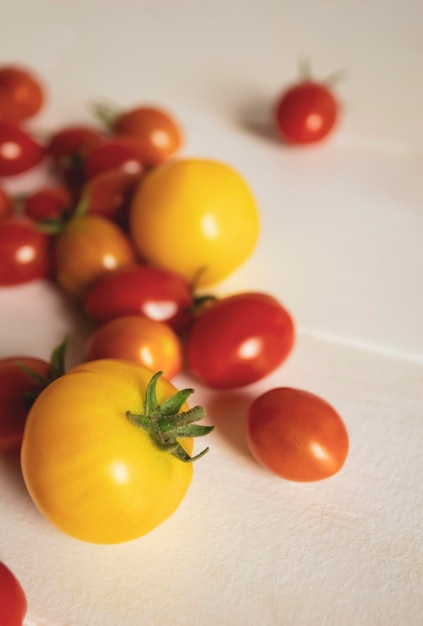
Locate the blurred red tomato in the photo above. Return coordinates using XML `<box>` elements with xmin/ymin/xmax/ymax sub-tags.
<box><xmin>0</xmin><ymin>65</ymin><xmax>44</xmax><ymax>123</ymax></box>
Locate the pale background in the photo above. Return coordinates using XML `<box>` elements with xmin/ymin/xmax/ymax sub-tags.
<box><xmin>1</xmin><ymin>1</ymin><xmax>422</xmax><ymax>625</ymax></box>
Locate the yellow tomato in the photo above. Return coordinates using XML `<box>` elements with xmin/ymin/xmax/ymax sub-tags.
<box><xmin>54</xmin><ymin>215</ymin><xmax>136</xmax><ymax>298</ymax></box>
<box><xmin>129</xmin><ymin>159</ymin><xmax>260</xmax><ymax>287</ymax></box>
<box><xmin>21</xmin><ymin>359</ymin><xmax>211</xmax><ymax>544</ymax></box>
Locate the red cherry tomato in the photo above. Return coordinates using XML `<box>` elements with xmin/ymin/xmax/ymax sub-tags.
<box><xmin>0</xmin><ymin>216</ymin><xmax>52</xmax><ymax>285</ymax></box>
<box><xmin>0</xmin><ymin>65</ymin><xmax>44</xmax><ymax>123</ymax></box>
<box><xmin>83</xmin><ymin>264</ymin><xmax>193</xmax><ymax>334</ymax></box>
<box><xmin>54</xmin><ymin>215</ymin><xmax>136</xmax><ymax>297</ymax></box>
<box><xmin>84</xmin><ymin>137</ymin><xmax>145</xmax><ymax>180</ymax></box>
<box><xmin>0</xmin><ymin>186</ymin><xmax>13</xmax><ymax>217</ymax></box>
<box><xmin>0</xmin><ymin>122</ymin><xmax>44</xmax><ymax>176</ymax></box>
<box><xmin>0</xmin><ymin>357</ymin><xmax>50</xmax><ymax>451</ymax></box>
<box><xmin>23</xmin><ymin>186</ymin><xmax>72</xmax><ymax>221</ymax></box>
<box><xmin>47</xmin><ymin>125</ymin><xmax>104</xmax><ymax>198</ymax></box>
<box><xmin>275</xmin><ymin>80</ymin><xmax>339</xmax><ymax>144</ymax></box>
<box><xmin>0</xmin><ymin>561</ymin><xmax>27</xmax><ymax>626</ymax></box>
<box><xmin>186</xmin><ymin>292</ymin><xmax>295</xmax><ymax>389</ymax></box>
<box><xmin>113</xmin><ymin>106</ymin><xmax>183</xmax><ymax>165</ymax></box>
<box><xmin>247</xmin><ymin>387</ymin><xmax>349</xmax><ymax>481</ymax></box>
<box><xmin>80</xmin><ymin>166</ymin><xmax>142</xmax><ymax>226</ymax></box>
<box><xmin>85</xmin><ymin>315</ymin><xmax>183</xmax><ymax>379</ymax></box>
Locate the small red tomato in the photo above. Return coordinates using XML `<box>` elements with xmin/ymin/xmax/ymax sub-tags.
<box><xmin>23</xmin><ymin>186</ymin><xmax>72</xmax><ymax>221</ymax></box>
<box><xmin>47</xmin><ymin>125</ymin><xmax>104</xmax><ymax>198</ymax></box>
<box><xmin>0</xmin><ymin>186</ymin><xmax>13</xmax><ymax>217</ymax></box>
<box><xmin>84</xmin><ymin>136</ymin><xmax>145</xmax><ymax>179</ymax></box>
<box><xmin>0</xmin><ymin>65</ymin><xmax>44</xmax><ymax>123</ymax></box>
<box><xmin>83</xmin><ymin>264</ymin><xmax>193</xmax><ymax>333</ymax></box>
<box><xmin>275</xmin><ymin>80</ymin><xmax>339</xmax><ymax>144</ymax></box>
<box><xmin>0</xmin><ymin>357</ymin><xmax>50</xmax><ymax>451</ymax></box>
<box><xmin>85</xmin><ymin>315</ymin><xmax>183</xmax><ymax>379</ymax></box>
<box><xmin>0</xmin><ymin>561</ymin><xmax>27</xmax><ymax>626</ymax></box>
<box><xmin>0</xmin><ymin>122</ymin><xmax>44</xmax><ymax>176</ymax></box>
<box><xmin>80</xmin><ymin>166</ymin><xmax>142</xmax><ymax>226</ymax></box>
<box><xmin>113</xmin><ymin>106</ymin><xmax>183</xmax><ymax>165</ymax></box>
<box><xmin>247</xmin><ymin>387</ymin><xmax>349</xmax><ymax>481</ymax></box>
<box><xmin>186</xmin><ymin>292</ymin><xmax>295</xmax><ymax>389</ymax></box>
<box><xmin>0</xmin><ymin>216</ymin><xmax>52</xmax><ymax>285</ymax></box>
<box><xmin>54</xmin><ymin>215</ymin><xmax>136</xmax><ymax>297</ymax></box>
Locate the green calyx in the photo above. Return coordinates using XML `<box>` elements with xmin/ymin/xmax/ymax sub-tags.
<box><xmin>16</xmin><ymin>338</ymin><xmax>68</xmax><ymax>410</ymax></box>
<box><xmin>126</xmin><ymin>371</ymin><xmax>214</xmax><ymax>463</ymax></box>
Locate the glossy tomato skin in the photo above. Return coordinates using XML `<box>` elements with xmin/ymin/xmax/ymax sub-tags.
<box><xmin>130</xmin><ymin>159</ymin><xmax>260</xmax><ymax>287</ymax></box>
<box><xmin>275</xmin><ymin>81</ymin><xmax>339</xmax><ymax>145</ymax></box>
<box><xmin>54</xmin><ymin>215</ymin><xmax>136</xmax><ymax>297</ymax></box>
<box><xmin>113</xmin><ymin>106</ymin><xmax>182</xmax><ymax>166</ymax></box>
<box><xmin>0</xmin><ymin>186</ymin><xmax>13</xmax><ymax>217</ymax></box>
<box><xmin>0</xmin><ymin>122</ymin><xmax>44</xmax><ymax>176</ymax></box>
<box><xmin>23</xmin><ymin>186</ymin><xmax>72</xmax><ymax>221</ymax></box>
<box><xmin>0</xmin><ymin>357</ymin><xmax>50</xmax><ymax>452</ymax></box>
<box><xmin>186</xmin><ymin>293</ymin><xmax>295</xmax><ymax>389</ymax></box>
<box><xmin>0</xmin><ymin>65</ymin><xmax>44</xmax><ymax>123</ymax></box>
<box><xmin>21</xmin><ymin>359</ymin><xmax>194</xmax><ymax>544</ymax></box>
<box><xmin>83</xmin><ymin>264</ymin><xmax>193</xmax><ymax>334</ymax></box>
<box><xmin>0</xmin><ymin>217</ymin><xmax>52</xmax><ymax>285</ymax></box>
<box><xmin>0</xmin><ymin>561</ymin><xmax>27</xmax><ymax>626</ymax></box>
<box><xmin>85</xmin><ymin>315</ymin><xmax>183</xmax><ymax>379</ymax></box>
<box><xmin>247</xmin><ymin>388</ymin><xmax>349</xmax><ymax>481</ymax></box>
<box><xmin>83</xmin><ymin>137</ymin><xmax>145</xmax><ymax>179</ymax></box>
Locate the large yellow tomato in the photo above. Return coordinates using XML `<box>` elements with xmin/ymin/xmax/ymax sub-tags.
<box><xmin>129</xmin><ymin>159</ymin><xmax>260</xmax><ymax>287</ymax></box>
<box><xmin>21</xmin><ymin>359</ymin><xmax>211</xmax><ymax>544</ymax></box>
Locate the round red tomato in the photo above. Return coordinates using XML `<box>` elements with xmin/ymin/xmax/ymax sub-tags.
<box><xmin>0</xmin><ymin>122</ymin><xmax>44</xmax><ymax>176</ymax></box>
<box><xmin>112</xmin><ymin>106</ymin><xmax>183</xmax><ymax>165</ymax></box>
<box><xmin>83</xmin><ymin>264</ymin><xmax>193</xmax><ymax>334</ymax></box>
<box><xmin>275</xmin><ymin>80</ymin><xmax>339</xmax><ymax>144</ymax></box>
<box><xmin>0</xmin><ymin>216</ymin><xmax>52</xmax><ymax>285</ymax></box>
<box><xmin>0</xmin><ymin>561</ymin><xmax>27</xmax><ymax>626</ymax></box>
<box><xmin>83</xmin><ymin>137</ymin><xmax>145</xmax><ymax>179</ymax></box>
<box><xmin>186</xmin><ymin>292</ymin><xmax>295</xmax><ymax>389</ymax></box>
<box><xmin>0</xmin><ymin>356</ymin><xmax>50</xmax><ymax>451</ymax></box>
<box><xmin>23</xmin><ymin>186</ymin><xmax>72</xmax><ymax>221</ymax></box>
<box><xmin>85</xmin><ymin>315</ymin><xmax>183</xmax><ymax>379</ymax></box>
<box><xmin>54</xmin><ymin>215</ymin><xmax>136</xmax><ymax>297</ymax></box>
<box><xmin>247</xmin><ymin>387</ymin><xmax>349</xmax><ymax>481</ymax></box>
<box><xmin>0</xmin><ymin>65</ymin><xmax>44</xmax><ymax>123</ymax></box>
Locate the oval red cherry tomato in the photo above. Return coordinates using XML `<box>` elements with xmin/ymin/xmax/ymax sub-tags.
<box><xmin>83</xmin><ymin>137</ymin><xmax>145</xmax><ymax>180</ymax></box>
<box><xmin>0</xmin><ymin>357</ymin><xmax>51</xmax><ymax>451</ymax></box>
<box><xmin>0</xmin><ymin>561</ymin><xmax>27</xmax><ymax>626</ymax></box>
<box><xmin>83</xmin><ymin>264</ymin><xmax>193</xmax><ymax>334</ymax></box>
<box><xmin>0</xmin><ymin>186</ymin><xmax>13</xmax><ymax>217</ymax></box>
<box><xmin>0</xmin><ymin>216</ymin><xmax>52</xmax><ymax>285</ymax></box>
<box><xmin>247</xmin><ymin>387</ymin><xmax>349</xmax><ymax>481</ymax></box>
<box><xmin>275</xmin><ymin>80</ymin><xmax>339</xmax><ymax>145</ymax></box>
<box><xmin>54</xmin><ymin>215</ymin><xmax>136</xmax><ymax>297</ymax></box>
<box><xmin>112</xmin><ymin>106</ymin><xmax>183</xmax><ymax>165</ymax></box>
<box><xmin>85</xmin><ymin>315</ymin><xmax>183</xmax><ymax>379</ymax></box>
<box><xmin>0</xmin><ymin>122</ymin><xmax>44</xmax><ymax>176</ymax></box>
<box><xmin>0</xmin><ymin>65</ymin><xmax>44</xmax><ymax>123</ymax></box>
<box><xmin>47</xmin><ymin>125</ymin><xmax>104</xmax><ymax>198</ymax></box>
<box><xmin>23</xmin><ymin>186</ymin><xmax>72</xmax><ymax>221</ymax></box>
<box><xmin>80</xmin><ymin>167</ymin><xmax>142</xmax><ymax>226</ymax></box>
<box><xmin>186</xmin><ymin>292</ymin><xmax>295</xmax><ymax>389</ymax></box>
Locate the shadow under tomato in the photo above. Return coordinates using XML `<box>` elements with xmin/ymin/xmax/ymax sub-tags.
<box><xmin>0</xmin><ymin>449</ymin><xmax>29</xmax><ymax>497</ymax></box>
<box><xmin>205</xmin><ymin>390</ymin><xmax>257</xmax><ymax>463</ymax></box>
<box><xmin>234</xmin><ymin>95</ymin><xmax>281</xmax><ymax>146</ymax></box>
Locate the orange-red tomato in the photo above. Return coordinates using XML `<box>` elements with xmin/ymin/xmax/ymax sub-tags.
<box><xmin>54</xmin><ymin>215</ymin><xmax>136</xmax><ymax>297</ymax></box>
<box><xmin>0</xmin><ymin>65</ymin><xmax>44</xmax><ymax>123</ymax></box>
<box><xmin>113</xmin><ymin>106</ymin><xmax>183</xmax><ymax>166</ymax></box>
<box><xmin>0</xmin><ymin>561</ymin><xmax>27</xmax><ymax>626</ymax></box>
<box><xmin>247</xmin><ymin>387</ymin><xmax>349</xmax><ymax>482</ymax></box>
<box><xmin>85</xmin><ymin>315</ymin><xmax>183</xmax><ymax>379</ymax></box>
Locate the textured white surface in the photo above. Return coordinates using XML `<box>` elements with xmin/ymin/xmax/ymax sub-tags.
<box><xmin>1</xmin><ymin>1</ymin><xmax>423</xmax><ymax>625</ymax></box>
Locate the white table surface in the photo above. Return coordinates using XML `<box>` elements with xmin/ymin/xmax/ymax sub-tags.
<box><xmin>1</xmin><ymin>1</ymin><xmax>422</xmax><ymax>625</ymax></box>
